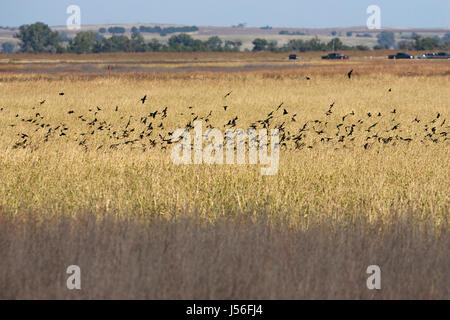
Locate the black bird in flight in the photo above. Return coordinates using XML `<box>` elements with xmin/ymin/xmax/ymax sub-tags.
<box><xmin>306</xmin><ymin>76</ymin><xmax>311</xmax><ymax>80</ymax></box>
<box><xmin>388</xmin><ymin>88</ymin><xmax>392</xmax><ymax>92</ymax></box>
<box><xmin>347</xmin><ymin>69</ymin><xmax>353</xmax><ymax>79</ymax></box>
<box><xmin>224</xmin><ymin>91</ymin><xmax>232</xmax><ymax>98</ymax></box>
<box><xmin>140</xmin><ymin>95</ymin><xmax>147</xmax><ymax>104</ymax></box>
<box><xmin>115</xmin><ymin>106</ymin><xmax>119</xmax><ymax>112</ymax></box>
<box><xmin>59</xmin><ymin>92</ymin><xmax>64</xmax><ymax>96</ymax></box>
<box><xmin>40</xmin><ymin>100</ymin><xmax>46</xmax><ymax>105</ymax></box>
<box><xmin>283</xmin><ymin>109</ymin><xmax>289</xmax><ymax>115</ymax></box>
<box><xmin>223</xmin><ymin>106</ymin><xmax>228</xmax><ymax>111</ymax></box>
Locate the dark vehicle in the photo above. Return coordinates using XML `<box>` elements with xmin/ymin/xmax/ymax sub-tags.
<box><xmin>435</xmin><ymin>52</ymin><xmax>450</xmax><ymax>59</ymax></box>
<box><xmin>388</xmin><ymin>52</ymin><xmax>414</xmax><ymax>59</ymax></box>
<box><xmin>321</xmin><ymin>52</ymin><xmax>349</xmax><ymax>60</ymax></box>
<box><xmin>289</xmin><ymin>54</ymin><xmax>297</xmax><ymax>60</ymax></box>
<box><xmin>418</xmin><ymin>52</ymin><xmax>450</xmax><ymax>59</ymax></box>
<box><xmin>418</xmin><ymin>53</ymin><xmax>437</xmax><ymax>59</ymax></box>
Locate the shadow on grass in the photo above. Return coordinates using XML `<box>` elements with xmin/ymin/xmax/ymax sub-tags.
<box><xmin>0</xmin><ymin>210</ymin><xmax>448</xmax><ymax>299</ymax></box>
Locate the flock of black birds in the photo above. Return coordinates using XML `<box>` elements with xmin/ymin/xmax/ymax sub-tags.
<box><xmin>3</xmin><ymin>77</ymin><xmax>449</xmax><ymax>152</ymax></box>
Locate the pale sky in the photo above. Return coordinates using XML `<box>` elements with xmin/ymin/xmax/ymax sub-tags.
<box><xmin>0</xmin><ymin>0</ymin><xmax>449</xmax><ymax>28</ymax></box>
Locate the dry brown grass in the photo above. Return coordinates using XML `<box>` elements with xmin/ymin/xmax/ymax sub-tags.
<box><xmin>0</xmin><ymin>54</ymin><xmax>448</xmax><ymax>299</ymax></box>
<box><xmin>0</xmin><ymin>211</ymin><xmax>448</xmax><ymax>299</ymax></box>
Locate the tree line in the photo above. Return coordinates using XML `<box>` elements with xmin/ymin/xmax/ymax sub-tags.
<box><xmin>6</xmin><ymin>22</ymin><xmax>450</xmax><ymax>54</ymax></box>
<box><xmin>10</xmin><ymin>23</ymin><xmax>241</xmax><ymax>53</ymax></box>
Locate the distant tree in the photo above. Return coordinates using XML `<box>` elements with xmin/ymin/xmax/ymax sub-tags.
<box><xmin>346</xmin><ymin>31</ymin><xmax>353</xmax><ymax>37</ymax></box>
<box><xmin>108</xmin><ymin>26</ymin><xmax>126</xmax><ymax>34</ymax></box>
<box><xmin>267</xmin><ymin>40</ymin><xmax>278</xmax><ymax>52</ymax></box>
<box><xmin>139</xmin><ymin>25</ymin><xmax>198</xmax><ymax>36</ymax></box>
<box><xmin>356</xmin><ymin>33</ymin><xmax>372</xmax><ymax>38</ymax></box>
<box><xmin>282</xmin><ymin>36</ymin><xmax>327</xmax><ymax>52</ymax></box>
<box><xmin>14</xmin><ymin>22</ymin><xmax>62</xmax><ymax>53</ymax></box>
<box><xmin>98</xmin><ymin>28</ymin><xmax>106</xmax><ymax>34</ymax></box>
<box><xmin>309</xmin><ymin>37</ymin><xmax>326</xmax><ymax>51</ymax></box>
<box><xmin>442</xmin><ymin>32</ymin><xmax>450</xmax><ymax>44</ymax></box>
<box><xmin>94</xmin><ymin>33</ymin><xmax>104</xmax><ymax>41</ymax></box>
<box><xmin>59</xmin><ymin>31</ymin><xmax>71</xmax><ymax>42</ymax></box>
<box><xmin>252</xmin><ymin>38</ymin><xmax>268</xmax><ymax>51</ymax></box>
<box><xmin>68</xmin><ymin>31</ymin><xmax>97</xmax><ymax>54</ymax></box>
<box><xmin>376</xmin><ymin>31</ymin><xmax>395</xmax><ymax>49</ymax></box>
<box><xmin>130</xmin><ymin>32</ymin><xmax>147</xmax><ymax>52</ymax></box>
<box><xmin>327</xmin><ymin>38</ymin><xmax>344</xmax><ymax>51</ymax></box>
<box><xmin>412</xmin><ymin>34</ymin><xmax>442</xmax><ymax>50</ymax></box>
<box><xmin>109</xmin><ymin>35</ymin><xmax>132</xmax><ymax>52</ymax></box>
<box><xmin>148</xmin><ymin>39</ymin><xmax>163</xmax><ymax>52</ymax></box>
<box><xmin>355</xmin><ymin>45</ymin><xmax>370</xmax><ymax>51</ymax></box>
<box><xmin>1</xmin><ymin>42</ymin><xmax>15</xmax><ymax>53</ymax></box>
<box><xmin>331</xmin><ymin>31</ymin><xmax>337</xmax><ymax>36</ymax></box>
<box><xmin>205</xmin><ymin>36</ymin><xmax>223</xmax><ymax>51</ymax></box>
<box><xmin>131</xmin><ymin>26</ymin><xmax>138</xmax><ymax>33</ymax></box>
<box><xmin>167</xmin><ymin>34</ymin><xmax>205</xmax><ymax>51</ymax></box>
<box><xmin>224</xmin><ymin>40</ymin><xmax>242</xmax><ymax>52</ymax></box>
<box><xmin>397</xmin><ymin>40</ymin><xmax>414</xmax><ymax>50</ymax></box>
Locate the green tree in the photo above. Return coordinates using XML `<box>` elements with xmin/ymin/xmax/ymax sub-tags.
<box><xmin>1</xmin><ymin>42</ymin><xmax>15</xmax><ymax>53</ymax></box>
<box><xmin>327</xmin><ymin>38</ymin><xmax>344</xmax><ymax>51</ymax></box>
<box><xmin>108</xmin><ymin>26</ymin><xmax>126</xmax><ymax>34</ymax></box>
<box><xmin>267</xmin><ymin>40</ymin><xmax>278</xmax><ymax>52</ymax></box>
<box><xmin>442</xmin><ymin>32</ymin><xmax>450</xmax><ymax>44</ymax></box>
<box><xmin>376</xmin><ymin>31</ymin><xmax>395</xmax><ymax>49</ymax></box>
<box><xmin>412</xmin><ymin>34</ymin><xmax>441</xmax><ymax>50</ymax></box>
<box><xmin>68</xmin><ymin>31</ymin><xmax>97</xmax><ymax>54</ymax></box>
<box><xmin>398</xmin><ymin>40</ymin><xmax>414</xmax><ymax>50</ymax></box>
<box><xmin>224</xmin><ymin>40</ymin><xmax>242</xmax><ymax>52</ymax></box>
<box><xmin>147</xmin><ymin>39</ymin><xmax>162</xmax><ymax>52</ymax></box>
<box><xmin>14</xmin><ymin>22</ymin><xmax>62</xmax><ymax>53</ymax></box>
<box><xmin>167</xmin><ymin>34</ymin><xmax>205</xmax><ymax>51</ymax></box>
<box><xmin>130</xmin><ymin>32</ymin><xmax>147</xmax><ymax>52</ymax></box>
<box><xmin>252</xmin><ymin>38</ymin><xmax>268</xmax><ymax>51</ymax></box>
<box><xmin>205</xmin><ymin>36</ymin><xmax>223</xmax><ymax>51</ymax></box>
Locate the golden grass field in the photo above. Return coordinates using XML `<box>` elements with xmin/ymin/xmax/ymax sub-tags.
<box><xmin>0</xmin><ymin>53</ymin><xmax>449</xmax><ymax>299</ymax></box>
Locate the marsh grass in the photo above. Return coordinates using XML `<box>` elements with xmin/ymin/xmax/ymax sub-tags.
<box><xmin>0</xmin><ymin>56</ymin><xmax>448</xmax><ymax>299</ymax></box>
<box><xmin>0</xmin><ymin>210</ymin><xmax>448</xmax><ymax>299</ymax></box>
